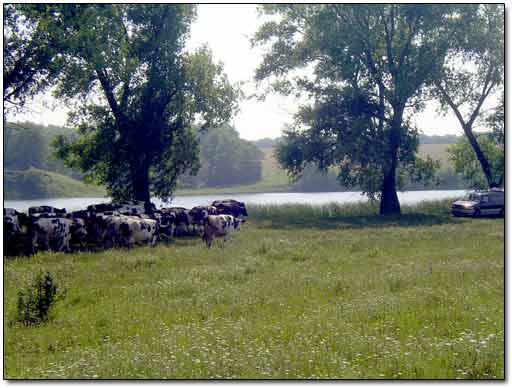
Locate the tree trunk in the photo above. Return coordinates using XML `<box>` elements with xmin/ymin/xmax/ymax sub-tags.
<box><xmin>463</xmin><ymin>124</ymin><xmax>496</xmax><ymax>187</ymax></box>
<box><xmin>132</xmin><ymin>158</ymin><xmax>151</xmax><ymax>204</ymax></box>
<box><xmin>380</xmin><ymin>163</ymin><xmax>401</xmax><ymax>215</ymax></box>
<box><xmin>380</xmin><ymin>108</ymin><xmax>402</xmax><ymax>215</ymax></box>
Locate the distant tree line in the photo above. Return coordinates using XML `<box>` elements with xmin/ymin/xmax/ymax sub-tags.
<box><xmin>179</xmin><ymin>124</ymin><xmax>264</xmax><ymax>188</ymax></box>
<box><xmin>5</xmin><ymin>121</ymin><xmax>264</xmax><ymax>191</ymax></box>
<box><xmin>4</xmin><ymin>121</ymin><xmax>80</xmax><ymax>179</ymax></box>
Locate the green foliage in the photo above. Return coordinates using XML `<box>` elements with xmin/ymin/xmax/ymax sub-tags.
<box><xmin>290</xmin><ymin>165</ymin><xmax>341</xmax><ymax>192</ymax></box>
<box><xmin>17</xmin><ymin>4</ymin><xmax>239</xmax><ymax>203</ymax></box>
<box><xmin>253</xmin><ymin>5</ymin><xmax>462</xmax><ymax>213</ymax></box>
<box><xmin>485</xmin><ymin>92</ymin><xmax>504</xmax><ymax>145</ymax></box>
<box><xmin>3</xmin><ymin>4</ymin><xmax>65</xmax><ymax>113</ymax></box>
<box><xmin>5</xmin><ymin>121</ymin><xmax>80</xmax><ymax>178</ymax></box>
<box><xmin>200</xmin><ymin>125</ymin><xmax>263</xmax><ymax>187</ymax></box>
<box><xmin>448</xmin><ymin>134</ymin><xmax>504</xmax><ymax>189</ymax></box>
<box><xmin>16</xmin><ymin>272</ymin><xmax>58</xmax><ymax>326</ymax></box>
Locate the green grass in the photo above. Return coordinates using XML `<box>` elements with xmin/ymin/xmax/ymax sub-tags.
<box><xmin>4</xmin><ymin>201</ymin><xmax>504</xmax><ymax>379</ymax></box>
<box><xmin>4</xmin><ymin>168</ymin><xmax>106</xmax><ymax>200</ymax></box>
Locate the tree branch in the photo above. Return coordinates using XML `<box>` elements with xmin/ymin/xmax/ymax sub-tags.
<box><xmin>95</xmin><ymin>67</ymin><xmax>123</xmax><ymax>124</ymax></box>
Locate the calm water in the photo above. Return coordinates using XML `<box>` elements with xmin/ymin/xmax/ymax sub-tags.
<box><xmin>4</xmin><ymin>190</ymin><xmax>467</xmax><ymax>213</ymax></box>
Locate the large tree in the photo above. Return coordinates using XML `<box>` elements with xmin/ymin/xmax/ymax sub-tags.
<box><xmin>253</xmin><ymin>4</ymin><xmax>463</xmax><ymax>214</ymax></box>
<box><xmin>433</xmin><ymin>4</ymin><xmax>504</xmax><ymax>188</ymax></box>
<box><xmin>18</xmin><ymin>4</ymin><xmax>240</xmax><ymax>204</ymax></box>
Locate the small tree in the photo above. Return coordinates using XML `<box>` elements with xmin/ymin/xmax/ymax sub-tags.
<box><xmin>16</xmin><ymin>272</ymin><xmax>58</xmax><ymax>326</ymax></box>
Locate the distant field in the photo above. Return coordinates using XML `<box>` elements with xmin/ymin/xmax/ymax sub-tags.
<box><xmin>4</xmin><ymin>200</ymin><xmax>504</xmax><ymax>379</ymax></box>
<box><xmin>418</xmin><ymin>143</ymin><xmax>452</xmax><ymax>165</ymax></box>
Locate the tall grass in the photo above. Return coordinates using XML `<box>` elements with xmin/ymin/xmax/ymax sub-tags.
<box><xmin>248</xmin><ymin>199</ymin><xmax>458</xmax><ymax>229</ymax></box>
<box><xmin>4</xmin><ymin>201</ymin><xmax>504</xmax><ymax>379</ymax></box>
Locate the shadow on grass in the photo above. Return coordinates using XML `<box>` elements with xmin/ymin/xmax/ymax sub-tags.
<box><xmin>248</xmin><ymin>199</ymin><xmax>504</xmax><ymax>231</ymax></box>
<box><xmin>251</xmin><ymin>212</ymin><xmax>466</xmax><ymax>230</ymax></box>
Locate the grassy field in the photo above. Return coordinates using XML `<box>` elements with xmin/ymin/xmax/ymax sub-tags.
<box><xmin>4</xmin><ymin>200</ymin><xmax>504</xmax><ymax>379</ymax></box>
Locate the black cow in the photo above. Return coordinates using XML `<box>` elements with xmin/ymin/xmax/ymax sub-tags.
<box><xmin>28</xmin><ymin>206</ymin><xmax>66</xmax><ymax>216</ymax></box>
<box><xmin>211</xmin><ymin>199</ymin><xmax>248</xmax><ymax>218</ymax></box>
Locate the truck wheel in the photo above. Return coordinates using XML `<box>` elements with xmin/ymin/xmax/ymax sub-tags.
<box><xmin>473</xmin><ymin>209</ymin><xmax>481</xmax><ymax>218</ymax></box>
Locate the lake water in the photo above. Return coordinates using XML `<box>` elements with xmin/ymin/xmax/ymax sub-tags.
<box><xmin>4</xmin><ymin>190</ymin><xmax>467</xmax><ymax>213</ymax></box>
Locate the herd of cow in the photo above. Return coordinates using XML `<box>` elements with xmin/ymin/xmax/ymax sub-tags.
<box><xmin>4</xmin><ymin>199</ymin><xmax>248</xmax><ymax>257</ymax></box>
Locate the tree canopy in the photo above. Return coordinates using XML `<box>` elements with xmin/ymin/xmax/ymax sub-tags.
<box><xmin>15</xmin><ymin>4</ymin><xmax>241</xmax><ymax>204</ymax></box>
<box><xmin>253</xmin><ymin>4</ymin><xmax>460</xmax><ymax>214</ymax></box>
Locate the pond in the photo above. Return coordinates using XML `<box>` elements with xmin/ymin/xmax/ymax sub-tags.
<box><xmin>4</xmin><ymin>190</ymin><xmax>467</xmax><ymax>213</ymax></box>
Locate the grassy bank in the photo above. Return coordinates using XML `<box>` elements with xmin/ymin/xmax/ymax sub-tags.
<box><xmin>4</xmin><ymin>168</ymin><xmax>106</xmax><ymax>200</ymax></box>
<box><xmin>4</xmin><ymin>201</ymin><xmax>504</xmax><ymax>379</ymax></box>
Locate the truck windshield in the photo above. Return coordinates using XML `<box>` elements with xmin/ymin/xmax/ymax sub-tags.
<box><xmin>462</xmin><ymin>193</ymin><xmax>480</xmax><ymax>201</ymax></box>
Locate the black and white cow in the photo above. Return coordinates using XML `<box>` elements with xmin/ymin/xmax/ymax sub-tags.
<box><xmin>189</xmin><ymin>206</ymin><xmax>218</xmax><ymax>224</ymax></box>
<box><xmin>28</xmin><ymin>206</ymin><xmax>66</xmax><ymax>216</ymax></box>
<box><xmin>4</xmin><ymin>208</ymin><xmax>34</xmax><ymax>256</ymax></box>
<box><xmin>31</xmin><ymin>217</ymin><xmax>87</xmax><ymax>253</ymax></box>
<box><xmin>153</xmin><ymin>210</ymin><xmax>176</xmax><ymax>242</ymax></box>
<box><xmin>202</xmin><ymin>214</ymin><xmax>245</xmax><ymax>248</ymax></box>
<box><xmin>163</xmin><ymin>207</ymin><xmax>193</xmax><ymax>237</ymax></box>
<box><xmin>211</xmin><ymin>199</ymin><xmax>248</xmax><ymax>218</ymax></box>
<box><xmin>99</xmin><ymin>215</ymin><xmax>158</xmax><ymax>248</ymax></box>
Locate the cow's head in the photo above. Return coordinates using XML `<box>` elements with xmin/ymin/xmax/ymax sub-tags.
<box><xmin>70</xmin><ymin>219</ymin><xmax>88</xmax><ymax>242</ymax></box>
<box><xmin>234</xmin><ymin>218</ymin><xmax>246</xmax><ymax>230</ymax></box>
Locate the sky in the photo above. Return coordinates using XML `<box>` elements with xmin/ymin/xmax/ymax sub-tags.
<box><xmin>8</xmin><ymin>4</ymin><xmax>496</xmax><ymax>141</ymax></box>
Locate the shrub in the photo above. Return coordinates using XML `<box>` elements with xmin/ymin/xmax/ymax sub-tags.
<box><xmin>16</xmin><ymin>272</ymin><xmax>58</xmax><ymax>326</ymax></box>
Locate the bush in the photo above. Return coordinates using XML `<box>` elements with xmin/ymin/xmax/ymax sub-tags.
<box><xmin>16</xmin><ymin>272</ymin><xmax>58</xmax><ymax>326</ymax></box>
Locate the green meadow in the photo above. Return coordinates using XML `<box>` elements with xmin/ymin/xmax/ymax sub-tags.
<box><xmin>4</xmin><ymin>200</ymin><xmax>504</xmax><ymax>379</ymax></box>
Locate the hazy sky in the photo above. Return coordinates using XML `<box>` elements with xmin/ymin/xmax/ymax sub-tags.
<box><xmin>10</xmin><ymin>4</ymin><xmax>493</xmax><ymax>140</ymax></box>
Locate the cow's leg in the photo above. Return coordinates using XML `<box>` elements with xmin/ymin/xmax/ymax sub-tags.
<box><xmin>42</xmin><ymin>234</ymin><xmax>50</xmax><ymax>252</ymax></box>
<box><xmin>31</xmin><ymin>233</ymin><xmax>39</xmax><ymax>255</ymax></box>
